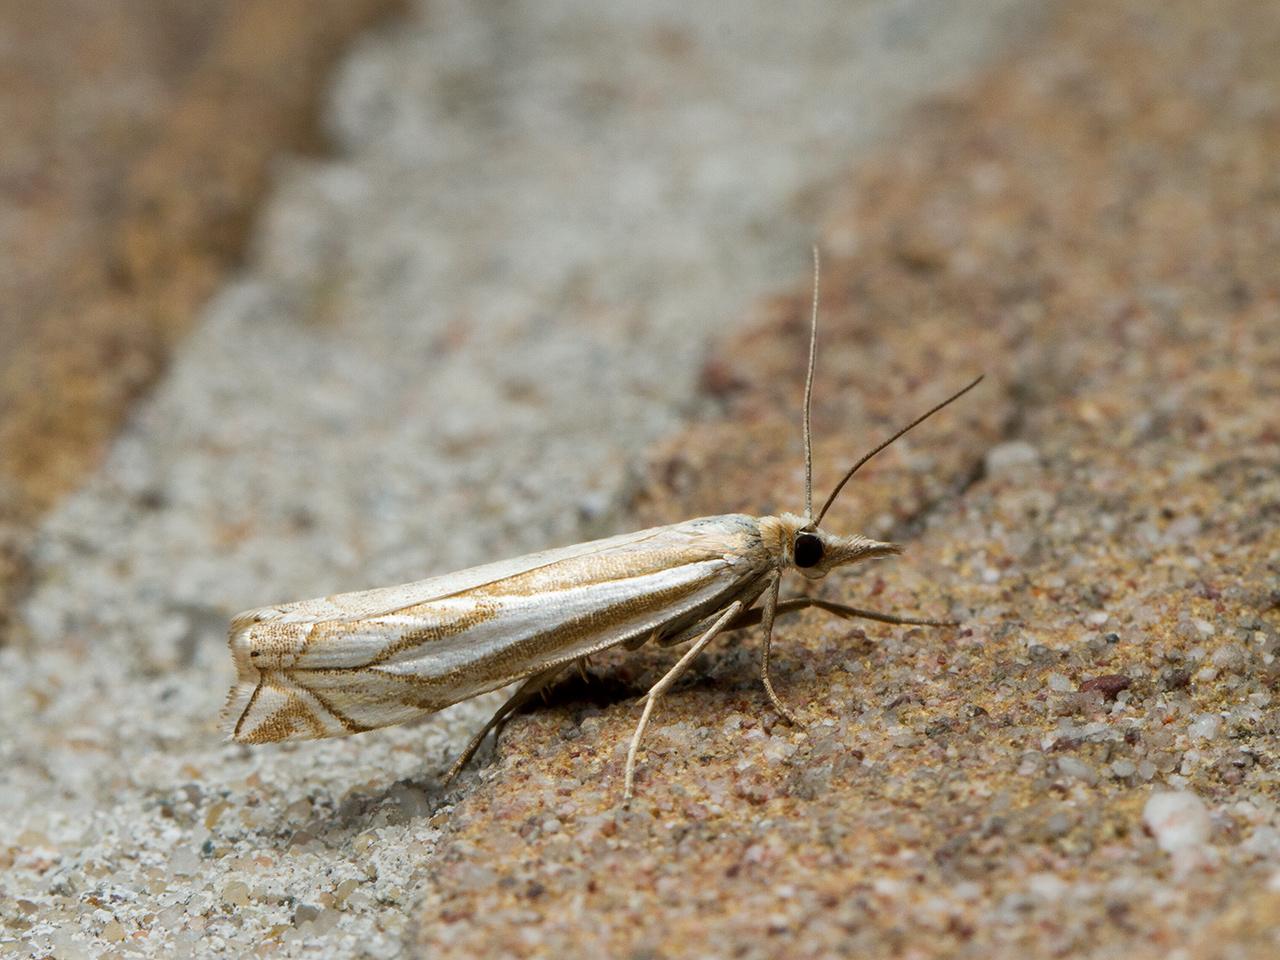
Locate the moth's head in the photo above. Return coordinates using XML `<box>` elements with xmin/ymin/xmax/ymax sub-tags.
<box><xmin>778</xmin><ymin>513</ymin><xmax>900</xmax><ymax>580</ymax></box>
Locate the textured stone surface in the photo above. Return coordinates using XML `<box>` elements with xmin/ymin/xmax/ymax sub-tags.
<box><xmin>0</xmin><ymin>0</ymin><xmax>405</xmax><ymax>638</ymax></box>
<box><xmin>5</xmin><ymin>0</ymin><xmax>1278</xmax><ymax>956</ymax></box>
<box><xmin>0</xmin><ymin>1</ymin><xmax>1032</xmax><ymax>958</ymax></box>
<box><xmin>410</xmin><ymin>1</ymin><xmax>1280</xmax><ymax>956</ymax></box>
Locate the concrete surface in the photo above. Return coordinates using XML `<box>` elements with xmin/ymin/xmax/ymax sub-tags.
<box><xmin>0</xmin><ymin>1</ymin><xmax>1039</xmax><ymax>957</ymax></box>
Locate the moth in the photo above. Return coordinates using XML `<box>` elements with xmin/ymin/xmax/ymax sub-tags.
<box><xmin>222</xmin><ymin>251</ymin><xmax>980</xmax><ymax>801</ymax></box>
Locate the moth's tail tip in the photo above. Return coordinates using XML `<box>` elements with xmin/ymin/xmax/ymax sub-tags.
<box><xmin>219</xmin><ymin>680</ymin><xmax>257</xmax><ymax>743</ymax></box>
<box><xmin>220</xmin><ymin>616</ymin><xmax>260</xmax><ymax>741</ymax></box>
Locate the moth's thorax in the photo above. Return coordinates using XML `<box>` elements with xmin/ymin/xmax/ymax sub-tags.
<box><xmin>759</xmin><ymin>512</ymin><xmax>901</xmax><ymax>579</ymax></box>
<box><xmin>755</xmin><ymin>514</ymin><xmax>794</xmax><ymax>566</ymax></box>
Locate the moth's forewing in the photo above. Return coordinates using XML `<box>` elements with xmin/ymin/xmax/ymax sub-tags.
<box><xmin>224</xmin><ymin>515</ymin><xmax>776</xmax><ymax>744</ymax></box>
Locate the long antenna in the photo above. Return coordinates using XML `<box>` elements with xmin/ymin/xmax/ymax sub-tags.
<box><xmin>803</xmin><ymin>245</ymin><xmax>820</xmax><ymax>520</ymax></box>
<box><xmin>813</xmin><ymin>375</ymin><xmax>984</xmax><ymax>526</ymax></box>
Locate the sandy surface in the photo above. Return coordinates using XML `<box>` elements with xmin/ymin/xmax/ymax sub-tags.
<box><xmin>0</xmin><ymin>1</ymin><xmax>1037</xmax><ymax>958</ymax></box>
<box><xmin>7</xmin><ymin>0</ymin><xmax>1280</xmax><ymax>957</ymax></box>
<box><xmin>411</xmin><ymin>1</ymin><xmax>1280</xmax><ymax>956</ymax></box>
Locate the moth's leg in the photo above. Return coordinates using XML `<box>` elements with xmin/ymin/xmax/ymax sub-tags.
<box><xmin>758</xmin><ymin>576</ymin><xmax>800</xmax><ymax>726</ymax></box>
<box><xmin>443</xmin><ymin>665</ymin><xmax>564</xmax><ymax>786</ymax></box>
<box><xmin>808</xmin><ymin>598</ymin><xmax>958</xmax><ymax>628</ymax></box>
<box><xmin>624</xmin><ymin>600</ymin><xmax>743</xmax><ymax>804</ymax></box>
<box><xmin>727</xmin><ymin>597</ymin><xmax>957</xmax><ymax>630</ymax></box>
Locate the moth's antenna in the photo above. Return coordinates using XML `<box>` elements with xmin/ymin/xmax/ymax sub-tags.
<box><xmin>803</xmin><ymin>245</ymin><xmax>820</xmax><ymax>520</ymax></box>
<box><xmin>814</xmin><ymin>375</ymin><xmax>984</xmax><ymax>526</ymax></box>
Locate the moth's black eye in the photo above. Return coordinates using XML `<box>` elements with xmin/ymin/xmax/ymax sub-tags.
<box><xmin>793</xmin><ymin>533</ymin><xmax>824</xmax><ymax>568</ymax></box>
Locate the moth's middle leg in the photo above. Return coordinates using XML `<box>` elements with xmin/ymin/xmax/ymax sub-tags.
<box><xmin>757</xmin><ymin>575</ymin><xmax>798</xmax><ymax>726</ymax></box>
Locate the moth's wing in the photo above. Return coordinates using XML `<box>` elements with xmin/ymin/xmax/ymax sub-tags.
<box><xmin>224</xmin><ymin>523</ymin><xmax>679</xmax><ymax>741</ymax></box>
<box><xmin>225</xmin><ymin>515</ymin><xmax>773</xmax><ymax>744</ymax></box>
<box><xmin>229</xmin><ymin>522</ymin><xmax>686</xmax><ymax>632</ymax></box>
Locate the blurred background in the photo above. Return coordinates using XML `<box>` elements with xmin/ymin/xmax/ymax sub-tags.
<box><xmin>0</xmin><ymin>0</ymin><xmax>1029</xmax><ymax>632</ymax></box>
<box><xmin>2</xmin><ymin>1</ymin><xmax>1278</xmax><ymax>958</ymax></box>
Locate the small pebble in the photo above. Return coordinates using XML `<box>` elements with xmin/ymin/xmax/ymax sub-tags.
<box><xmin>985</xmin><ymin>441</ymin><xmax>1040</xmax><ymax>474</ymax></box>
<box><xmin>1211</xmin><ymin>645</ymin><xmax>1247</xmax><ymax>671</ymax></box>
<box><xmin>1243</xmin><ymin>826</ymin><xmax>1280</xmax><ymax>857</ymax></box>
<box><xmin>1057</xmin><ymin>756</ymin><xmax>1095</xmax><ymax>783</ymax></box>
<box><xmin>1079</xmin><ymin>674</ymin><xmax>1131</xmax><ymax>700</ymax></box>
<box><xmin>1189</xmin><ymin>714</ymin><xmax>1221</xmax><ymax>740</ymax></box>
<box><xmin>284</xmin><ymin>798</ymin><xmax>313</xmax><ymax>823</ymax></box>
<box><xmin>1027</xmin><ymin>873</ymin><xmax>1067</xmax><ymax>900</ymax></box>
<box><xmin>169</xmin><ymin>847</ymin><xmax>200</xmax><ymax>876</ymax></box>
<box><xmin>1047</xmin><ymin>672</ymin><xmax>1073</xmax><ymax>693</ymax></box>
<box><xmin>1143</xmin><ymin>791</ymin><xmax>1211</xmax><ymax>853</ymax></box>
<box><xmin>312</xmin><ymin>908</ymin><xmax>339</xmax><ymax>934</ymax></box>
<box><xmin>333</xmin><ymin>878</ymin><xmax>360</xmax><ymax>906</ymax></box>
<box><xmin>1044</xmin><ymin>812</ymin><xmax>1072</xmax><ymax>837</ymax></box>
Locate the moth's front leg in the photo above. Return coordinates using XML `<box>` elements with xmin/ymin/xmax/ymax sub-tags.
<box><xmin>727</xmin><ymin>596</ymin><xmax>958</xmax><ymax>630</ymax></box>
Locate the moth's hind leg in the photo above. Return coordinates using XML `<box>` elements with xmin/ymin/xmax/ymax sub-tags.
<box><xmin>624</xmin><ymin>600</ymin><xmax>742</xmax><ymax>805</ymax></box>
<box><xmin>443</xmin><ymin>665</ymin><xmax>565</xmax><ymax>787</ymax></box>
<box><xmin>806</xmin><ymin>598</ymin><xmax>958</xmax><ymax>628</ymax></box>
